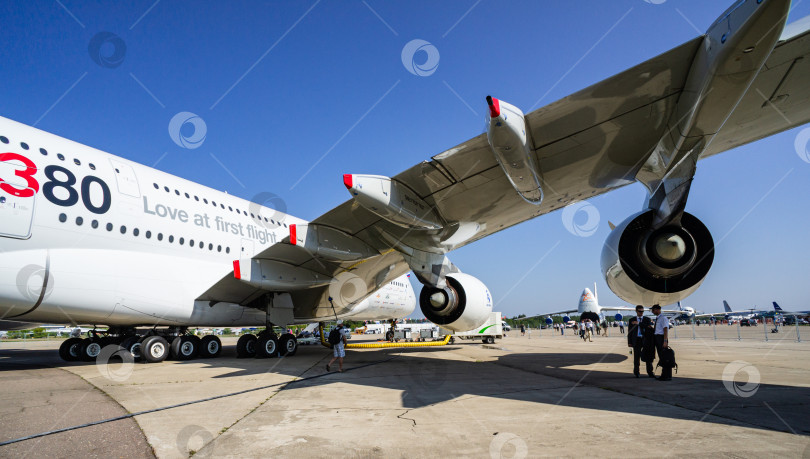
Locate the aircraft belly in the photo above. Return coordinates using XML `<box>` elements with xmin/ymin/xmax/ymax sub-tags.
<box><xmin>12</xmin><ymin>248</ymin><xmax>239</xmax><ymax>326</ymax></box>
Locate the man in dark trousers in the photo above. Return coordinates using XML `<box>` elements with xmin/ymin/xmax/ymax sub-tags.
<box><xmin>627</xmin><ymin>305</ymin><xmax>654</xmax><ymax>378</ymax></box>
<box><xmin>651</xmin><ymin>304</ymin><xmax>672</xmax><ymax>381</ymax></box>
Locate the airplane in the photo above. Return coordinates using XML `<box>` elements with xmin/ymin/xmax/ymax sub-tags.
<box><xmin>692</xmin><ymin>300</ymin><xmax>767</xmax><ymax>319</ymax></box>
<box><xmin>1</xmin><ymin>0</ymin><xmax>810</xmax><ymax>365</ymax></box>
<box><xmin>773</xmin><ymin>302</ymin><xmax>810</xmax><ymax>316</ymax></box>
<box><xmin>675</xmin><ymin>301</ymin><xmax>699</xmax><ymax>319</ymax></box>
<box><xmin>518</xmin><ymin>284</ymin><xmax>681</xmax><ymax>324</ymax></box>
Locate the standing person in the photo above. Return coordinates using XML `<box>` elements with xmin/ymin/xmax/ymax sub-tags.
<box><xmin>651</xmin><ymin>305</ymin><xmax>672</xmax><ymax>381</ymax></box>
<box><xmin>627</xmin><ymin>306</ymin><xmax>654</xmax><ymax>378</ymax></box>
<box><xmin>601</xmin><ymin>321</ymin><xmax>608</xmax><ymax>337</ymax></box>
<box><xmin>585</xmin><ymin>320</ymin><xmax>593</xmax><ymax>342</ymax></box>
<box><xmin>326</xmin><ymin>321</ymin><xmax>347</xmax><ymax>372</ymax></box>
<box><xmin>619</xmin><ymin>320</ymin><xmax>625</xmax><ymax>334</ymax></box>
<box><xmin>559</xmin><ymin>322</ymin><xmax>564</xmax><ymax>336</ymax></box>
<box><xmin>520</xmin><ymin>324</ymin><xmax>526</xmax><ymax>336</ymax></box>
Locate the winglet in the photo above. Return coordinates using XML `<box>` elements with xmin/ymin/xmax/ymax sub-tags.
<box><xmin>290</xmin><ymin>224</ymin><xmax>297</xmax><ymax>245</ymax></box>
<box><xmin>343</xmin><ymin>174</ymin><xmax>353</xmax><ymax>189</ymax></box>
<box><xmin>608</xmin><ymin>221</ymin><xmax>616</xmax><ymax>231</ymax></box>
<box><xmin>233</xmin><ymin>260</ymin><xmax>241</xmax><ymax>279</ymax></box>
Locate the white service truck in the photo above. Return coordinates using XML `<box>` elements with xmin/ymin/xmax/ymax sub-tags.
<box><xmin>445</xmin><ymin>312</ymin><xmax>505</xmax><ymax>344</ymax></box>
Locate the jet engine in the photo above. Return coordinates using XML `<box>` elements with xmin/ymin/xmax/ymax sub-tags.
<box><xmin>419</xmin><ymin>273</ymin><xmax>493</xmax><ymax>332</ymax></box>
<box><xmin>601</xmin><ymin>210</ymin><xmax>714</xmax><ymax>306</ymax></box>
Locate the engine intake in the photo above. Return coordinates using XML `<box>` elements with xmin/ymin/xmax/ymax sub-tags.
<box><xmin>601</xmin><ymin>210</ymin><xmax>714</xmax><ymax>306</ymax></box>
<box><xmin>419</xmin><ymin>273</ymin><xmax>492</xmax><ymax>332</ymax></box>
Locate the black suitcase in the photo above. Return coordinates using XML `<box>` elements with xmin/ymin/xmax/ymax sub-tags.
<box><xmin>656</xmin><ymin>347</ymin><xmax>678</xmax><ymax>374</ymax></box>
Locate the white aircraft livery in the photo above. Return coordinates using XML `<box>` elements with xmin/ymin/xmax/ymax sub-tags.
<box><xmin>1</xmin><ymin>0</ymin><xmax>810</xmax><ymax>364</ymax></box>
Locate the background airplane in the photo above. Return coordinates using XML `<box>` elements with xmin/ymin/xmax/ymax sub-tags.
<box><xmin>693</xmin><ymin>300</ymin><xmax>766</xmax><ymax>319</ymax></box>
<box><xmin>519</xmin><ymin>284</ymin><xmax>680</xmax><ymax>324</ymax></box>
<box><xmin>672</xmin><ymin>301</ymin><xmax>701</xmax><ymax>320</ymax></box>
<box><xmin>773</xmin><ymin>301</ymin><xmax>810</xmax><ymax>316</ymax></box>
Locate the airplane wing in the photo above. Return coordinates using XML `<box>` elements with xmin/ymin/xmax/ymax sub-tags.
<box><xmin>598</xmin><ymin>306</ymin><xmax>683</xmax><ymax>314</ymax></box>
<box><xmin>693</xmin><ymin>311</ymin><xmax>763</xmax><ymax>317</ymax></box>
<box><xmin>198</xmin><ymin>17</ymin><xmax>810</xmax><ymax>321</ymax></box>
<box><xmin>514</xmin><ymin>310</ymin><xmax>578</xmax><ymax>321</ymax></box>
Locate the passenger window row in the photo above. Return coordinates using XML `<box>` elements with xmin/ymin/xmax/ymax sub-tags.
<box><xmin>0</xmin><ymin>135</ymin><xmax>97</xmax><ymax>170</ymax></box>
<box><xmin>151</xmin><ymin>182</ymin><xmax>288</xmax><ymax>228</ymax></box>
<box><xmin>0</xmin><ymin>133</ymin><xmax>288</xmax><ymax>233</ymax></box>
<box><xmin>58</xmin><ymin>212</ymin><xmax>231</xmax><ymax>253</ymax></box>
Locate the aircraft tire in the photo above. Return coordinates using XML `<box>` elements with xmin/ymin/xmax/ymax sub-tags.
<box><xmin>78</xmin><ymin>338</ymin><xmax>103</xmax><ymax>362</ymax></box>
<box><xmin>199</xmin><ymin>335</ymin><xmax>222</xmax><ymax>358</ymax></box>
<box><xmin>236</xmin><ymin>334</ymin><xmax>257</xmax><ymax>358</ymax></box>
<box><xmin>385</xmin><ymin>330</ymin><xmax>395</xmax><ymax>341</ymax></box>
<box><xmin>256</xmin><ymin>336</ymin><xmax>279</xmax><ymax>358</ymax></box>
<box><xmin>278</xmin><ymin>334</ymin><xmax>297</xmax><ymax>356</ymax></box>
<box><xmin>142</xmin><ymin>336</ymin><xmax>170</xmax><ymax>363</ymax></box>
<box><xmin>171</xmin><ymin>335</ymin><xmax>199</xmax><ymax>360</ymax></box>
<box><xmin>120</xmin><ymin>336</ymin><xmax>143</xmax><ymax>361</ymax></box>
<box><xmin>59</xmin><ymin>338</ymin><xmax>83</xmax><ymax>362</ymax></box>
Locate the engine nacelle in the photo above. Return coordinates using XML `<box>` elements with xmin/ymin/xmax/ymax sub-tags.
<box><xmin>419</xmin><ymin>273</ymin><xmax>493</xmax><ymax>332</ymax></box>
<box><xmin>601</xmin><ymin>210</ymin><xmax>714</xmax><ymax>306</ymax></box>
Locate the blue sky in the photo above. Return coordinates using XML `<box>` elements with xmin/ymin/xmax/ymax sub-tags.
<box><xmin>1</xmin><ymin>0</ymin><xmax>809</xmax><ymax>317</ymax></box>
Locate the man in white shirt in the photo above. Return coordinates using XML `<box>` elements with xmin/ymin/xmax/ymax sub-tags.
<box><xmin>651</xmin><ymin>305</ymin><xmax>672</xmax><ymax>381</ymax></box>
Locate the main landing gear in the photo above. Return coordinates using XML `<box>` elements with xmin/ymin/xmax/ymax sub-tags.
<box><xmin>57</xmin><ymin>327</ymin><xmax>223</xmax><ymax>364</ymax></box>
<box><xmin>235</xmin><ymin>328</ymin><xmax>298</xmax><ymax>359</ymax></box>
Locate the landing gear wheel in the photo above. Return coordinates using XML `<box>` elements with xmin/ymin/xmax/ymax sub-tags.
<box><xmin>199</xmin><ymin>335</ymin><xmax>222</xmax><ymax>358</ymax></box>
<box><xmin>120</xmin><ymin>336</ymin><xmax>143</xmax><ymax>361</ymax></box>
<box><xmin>256</xmin><ymin>336</ymin><xmax>279</xmax><ymax>358</ymax></box>
<box><xmin>385</xmin><ymin>330</ymin><xmax>395</xmax><ymax>341</ymax></box>
<box><xmin>78</xmin><ymin>338</ymin><xmax>103</xmax><ymax>361</ymax></box>
<box><xmin>141</xmin><ymin>336</ymin><xmax>170</xmax><ymax>363</ymax></box>
<box><xmin>59</xmin><ymin>338</ymin><xmax>83</xmax><ymax>362</ymax></box>
<box><xmin>236</xmin><ymin>334</ymin><xmax>257</xmax><ymax>358</ymax></box>
<box><xmin>171</xmin><ymin>335</ymin><xmax>199</xmax><ymax>360</ymax></box>
<box><xmin>189</xmin><ymin>334</ymin><xmax>201</xmax><ymax>351</ymax></box>
<box><xmin>278</xmin><ymin>334</ymin><xmax>297</xmax><ymax>356</ymax></box>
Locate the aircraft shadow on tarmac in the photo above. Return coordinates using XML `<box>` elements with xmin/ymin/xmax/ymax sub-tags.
<box><xmin>3</xmin><ymin>344</ymin><xmax>808</xmax><ymax>437</ymax></box>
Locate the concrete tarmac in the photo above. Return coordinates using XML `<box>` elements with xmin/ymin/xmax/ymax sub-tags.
<box><xmin>1</xmin><ymin>328</ymin><xmax>808</xmax><ymax>458</ymax></box>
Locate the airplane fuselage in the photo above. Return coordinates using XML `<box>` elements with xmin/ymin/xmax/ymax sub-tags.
<box><xmin>0</xmin><ymin>117</ymin><xmax>415</xmax><ymax>328</ymax></box>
